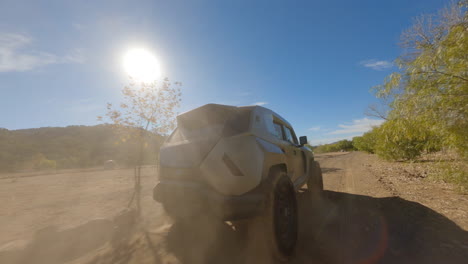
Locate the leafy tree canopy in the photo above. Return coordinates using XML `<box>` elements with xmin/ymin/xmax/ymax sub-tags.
<box><xmin>367</xmin><ymin>1</ymin><xmax>468</xmax><ymax>160</ymax></box>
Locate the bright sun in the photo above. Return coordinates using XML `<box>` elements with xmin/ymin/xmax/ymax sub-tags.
<box><xmin>123</xmin><ymin>48</ymin><xmax>161</xmax><ymax>83</ymax></box>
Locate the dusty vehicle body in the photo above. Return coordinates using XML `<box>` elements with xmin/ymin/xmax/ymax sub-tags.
<box><xmin>153</xmin><ymin>104</ymin><xmax>323</xmax><ymax>260</ymax></box>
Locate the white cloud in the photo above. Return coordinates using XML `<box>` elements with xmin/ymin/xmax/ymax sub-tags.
<box><xmin>308</xmin><ymin>126</ymin><xmax>321</xmax><ymax>131</ymax></box>
<box><xmin>251</xmin><ymin>101</ymin><xmax>268</xmax><ymax>106</ymax></box>
<box><xmin>328</xmin><ymin>117</ymin><xmax>384</xmax><ymax>135</ymax></box>
<box><xmin>360</xmin><ymin>59</ymin><xmax>393</xmax><ymax>70</ymax></box>
<box><xmin>0</xmin><ymin>33</ymin><xmax>84</xmax><ymax>72</ymax></box>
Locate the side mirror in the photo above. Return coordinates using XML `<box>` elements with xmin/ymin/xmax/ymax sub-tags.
<box><xmin>299</xmin><ymin>136</ymin><xmax>307</xmax><ymax>146</ymax></box>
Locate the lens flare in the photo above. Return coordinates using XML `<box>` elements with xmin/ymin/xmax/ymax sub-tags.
<box><xmin>123</xmin><ymin>48</ymin><xmax>161</xmax><ymax>83</ymax></box>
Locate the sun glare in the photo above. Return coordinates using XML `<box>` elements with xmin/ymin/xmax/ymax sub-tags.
<box><xmin>123</xmin><ymin>48</ymin><xmax>161</xmax><ymax>83</ymax></box>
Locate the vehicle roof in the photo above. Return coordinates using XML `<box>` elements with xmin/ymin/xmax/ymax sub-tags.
<box><xmin>240</xmin><ymin>105</ymin><xmax>292</xmax><ymax>128</ymax></box>
<box><xmin>179</xmin><ymin>103</ymin><xmax>292</xmax><ymax>128</ymax></box>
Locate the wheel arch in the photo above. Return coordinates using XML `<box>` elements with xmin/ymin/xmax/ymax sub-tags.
<box><xmin>262</xmin><ymin>162</ymin><xmax>288</xmax><ymax>181</ymax></box>
<box><xmin>268</xmin><ymin>163</ymin><xmax>287</xmax><ymax>177</ymax></box>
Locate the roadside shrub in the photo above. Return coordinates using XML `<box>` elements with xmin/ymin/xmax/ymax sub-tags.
<box><xmin>39</xmin><ymin>159</ymin><xmax>57</xmax><ymax>170</ymax></box>
<box><xmin>431</xmin><ymin>161</ymin><xmax>468</xmax><ymax>194</ymax></box>
<box><xmin>19</xmin><ymin>153</ymin><xmax>58</xmax><ymax>170</ymax></box>
<box><xmin>313</xmin><ymin>145</ymin><xmax>332</xmax><ymax>154</ymax></box>
<box><xmin>313</xmin><ymin>140</ymin><xmax>355</xmax><ymax>153</ymax></box>
<box><xmin>374</xmin><ymin>119</ymin><xmax>441</xmax><ymax>161</ymax></box>
<box><xmin>444</xmin><ymin>124</ymin><xmax>468</xmax><ymax>159</ymax></box>
<box><xmin>336</xmin><ymin>140</ymin><xmax>355</xmax><ymax>151</ymax></box>
<box><xmin>353</xmin><ymin>129</ymin><xmax>378</xmax><ymax>154</ymax></box>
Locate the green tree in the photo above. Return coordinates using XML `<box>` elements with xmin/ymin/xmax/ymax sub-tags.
<box><xmin>373</xmin><ymin>1</ymin><xmax>468</xmax><ymax>159</ymax></box>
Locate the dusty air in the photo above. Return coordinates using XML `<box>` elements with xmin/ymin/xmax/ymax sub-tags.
<box><xmin>1</xmin><ymin>1</ymin><xmax>467</xmax><ymax>264</ymax></box>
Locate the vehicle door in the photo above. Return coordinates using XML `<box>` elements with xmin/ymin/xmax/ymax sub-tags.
<box><xmin>282</xmin><ymin>125</ymin><xmax>305</xmax><ymax>182</ymax></box>
<box><xmin>270</xmin><ymin>121</ymin><xmax>294</xmax><ymax>180</ymax></box>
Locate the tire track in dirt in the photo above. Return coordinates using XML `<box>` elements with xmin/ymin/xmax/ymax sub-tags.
<box><xmin>316</xmin><ymin>152</ymin><xmax>393</xmax><ymax>197</ymax></box>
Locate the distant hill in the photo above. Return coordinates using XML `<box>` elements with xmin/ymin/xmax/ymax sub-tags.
<box><xmin>0</xmin><ymin>125</ymin><xmax>165</xmax><ymax>172</ymax></box>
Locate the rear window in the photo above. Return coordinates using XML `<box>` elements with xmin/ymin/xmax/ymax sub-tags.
<box><xmin>223</xmin><ymin>109</ymin><xmax>251</xmax><ymax>136</ymax></box>
<box><xmin>167</xmin><ymin>107</ymin><xmax>251</xmax><ymax>143</ymax></box>
<box><xmin>177</xmin><ymin>106</ymin><xmax>233</xmax><ymax>131</ymax></box>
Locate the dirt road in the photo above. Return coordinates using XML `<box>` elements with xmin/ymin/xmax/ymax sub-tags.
<box><xmin>1</xmin><ymin>152</ymin><xmax>467</xmax><ymax>264</ymax></box>
<box><xmin>297</xmin><ymin>152</ymin><xmax>468</xmax><ymax>264</ymax></box>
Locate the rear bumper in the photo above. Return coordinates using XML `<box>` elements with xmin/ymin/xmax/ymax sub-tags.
<box><xmin>153</xmin><ymin>180</ymin><xmax>264</xmax><ymax>220</ymax></box>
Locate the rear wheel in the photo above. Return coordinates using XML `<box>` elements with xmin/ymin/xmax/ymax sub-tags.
<box><xmin>162</xmin><ymin>202</ymin><xmax>193</xmax><ymax>222</ymax></box>
<box><xmin>246</xmin><ymin>169</ymin><xmax>298</xmax><ymax>263</ymax></box>
<box><xmin>161</xmin><ymin>192</ymin><xmax>205</xmax><ymax>222</ymax></box>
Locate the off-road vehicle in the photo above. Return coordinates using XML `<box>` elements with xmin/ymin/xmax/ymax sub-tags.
<box><xmin>153</xmin><ymin>104</ymin><xmax>323</xmax><ymax>261</ymax></box>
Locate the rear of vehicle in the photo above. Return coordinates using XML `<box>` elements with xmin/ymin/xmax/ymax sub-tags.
<box><xmin>153</xmin><ymin>104</ymin><xmax>265</xmax><ymax>220</ymax></box>
<box><xmin>154</xmin><ymin>104</ymin><xmax>315</xmax><ymax>262</ymax></box>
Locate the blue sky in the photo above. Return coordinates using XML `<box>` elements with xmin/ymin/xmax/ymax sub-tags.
<box><xmin>0</xmin><ymin>0</ymin><xmax>448</xmax><ymax>144</ymax></box>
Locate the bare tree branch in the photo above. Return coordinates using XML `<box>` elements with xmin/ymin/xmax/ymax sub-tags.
<box><xmin>414</xmin><ymin>70</ymin><xmax>468</xmax><ymax>82</ymax></box>
<box><xmin>365</xmin><ymin>103</ymin><xmax>389</xmax><ymax>120</ymax></box>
